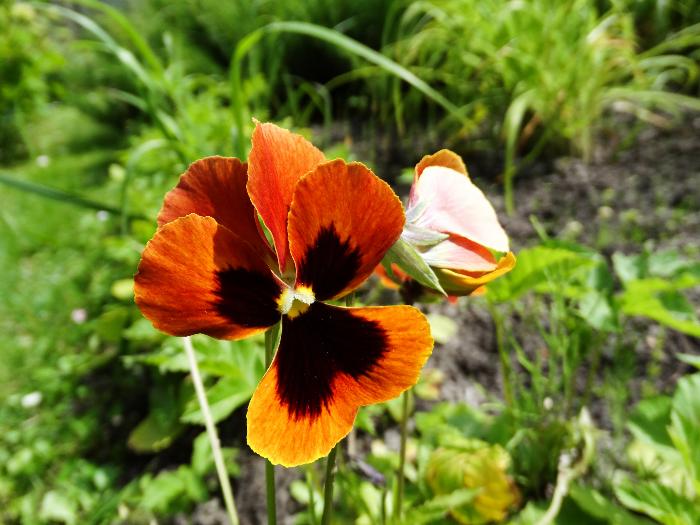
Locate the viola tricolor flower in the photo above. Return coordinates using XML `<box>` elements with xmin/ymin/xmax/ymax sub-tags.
<box><xmin>134</xmin><ymin>122</ymin><xmax>433</xmax><ymax>467</ymax></box>
<box><xmin>399</xmin><ymin>149</ymin><xmax>516</xmax><ymax>296</ymax></box>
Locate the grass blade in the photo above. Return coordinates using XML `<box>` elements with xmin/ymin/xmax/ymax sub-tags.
<box><xmin>230</xmin><ymin>21</ymin><xmax>465</xmax><ymax>155</ymax></box>
<box><xmin>0</xmin><ymin>173</ymin><xmax>147</xmax><ymax>220</ymax></box>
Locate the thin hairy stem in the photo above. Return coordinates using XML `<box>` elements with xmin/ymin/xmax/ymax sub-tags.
<box><xmin>182</xmin><ymin>337</ymin><xmax>239</xmax><ymax>525</ymax></box>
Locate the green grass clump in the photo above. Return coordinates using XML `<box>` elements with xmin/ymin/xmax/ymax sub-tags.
<box><xmin>391</xmin><ymin>0</ymin><xmax>700</xmax><ymax>211</ymax></box>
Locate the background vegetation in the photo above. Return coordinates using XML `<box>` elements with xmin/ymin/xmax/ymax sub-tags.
<box><xmin>1</xmin><ymin>0</ymin><xmax>699</xmax><ymax>523</ymax></box>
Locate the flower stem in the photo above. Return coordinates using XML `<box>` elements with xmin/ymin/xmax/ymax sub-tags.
<box><xmin>182</xmin><ymin>336</ymin><xmax>240</xmax><ymax>525</ymax></box>
<box><xmin>306</xmin><ymin>466</ymin><xmax>319</xmax><ymax>525</ymax></box>
<box><xmin>321</xmin><ymin>444</ymin><xmax>338</xmax><ymax>525</ymax></box>
<box><xmin>266</xmin><ymin>461</ymin><xmax>276</xmax><ymax>525</ymax></box>
<box><xmin>394</xmin><ymin>388</ymin><xmax>410</xmax><ymax>522</ymax></box>
<box><xmin>264</xmin><ymin>325</ymin><xmax>280</xmax><ymax>525</ymax></box>
<box><xmin>318</xmin><ymin>293</ymin><xmax>354</xmax><ymax>525</ymax></box>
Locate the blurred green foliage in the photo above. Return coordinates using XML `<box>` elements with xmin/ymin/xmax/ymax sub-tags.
<box><xmin>0</xmin><ymin>1</ymin><xmax>63</xmax><ymax>161</ymax></box>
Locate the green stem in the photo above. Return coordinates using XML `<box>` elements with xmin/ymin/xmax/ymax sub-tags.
<box><xmin>264</xmin><ymin>325</ymin><xmax>280</xmax><ymax>525</ymax></box>
<box><xmin>381</xmin><ymin>485</ymin><xmax>388</xmax><ymax>525</ymax></box>
<box><xmin>321</xmin><ymin>445</ymin><xmax>339</xmax><ymax>525</ymax></box>
<box><xmin>536</xmin><ymin>410</ymin><xmax>595</xmax><ymax>525</ymax></box>
<box><xmin>317</xmin><ymin>293</ymin><xmax>355</xmax><ymax>525</ymax></box>
<box><xmin>489</xmin><ymin>301</ymin><xmax>514</xmax><ymax>406</ymax></box>
<box><xmin>306</xmin><ymin>466</ymin><xmax>319</xmax><ymax>525</ymax></box>
<box><xmin>182</xmin><ymin>337</ymin><xmax>239</xmax><ymax>525</ymax></box>
<box><xmin>394</xmin><ymin>389</ymin><xmax>410</xmax><ymax>522</ymax></box>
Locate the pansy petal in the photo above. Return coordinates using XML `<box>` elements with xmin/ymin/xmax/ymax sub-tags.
<box><xmin>288</xmin><ymin>160</ymin><xmax>404</xmax><ymax>301</ymax></box>
<box><xmin>373</xmin><ymin>263</ymin><xmax>405</xmax><ymax>290</ymax></box>
<box><xmin>420</xmin><ymin>235</ymin><xmax>498</xmax><ymax>272</ymax></box>
<box><xmin>247</xmin><ymin>122</ymin><xmax>325</xmax><ymax>273</ymax></box>
<box><xmin>436</xmin><ymin>252</ymin><xmax>517</xmax><ymax>296</ymax></box>
<box><xmin>410</xmin><ymin>149</ymin><xmax>468</xmax><ymax>205</ymax></box>
<box><xmin>247</xmin><ymin>303</ymin><xmax>432</xmax><ymax>466</ymax></box>
<box><xmin>415</xmin><ymin>149</ymin><xmax>468</xmax><ymax>178</ymax></box>
<box><xmin>135</xmin><ymin>214</ymin><xmax>283</xmax><ymax>339</ymax></box>
<box><xmin>158</xmin><ymin>157</ymin><xmax>268</xmax><ymax>251</ymax></box>
<box><xmin>411</xmin><ymin>166</ymin><xmax>509</xmax><ymax>252</ymax></box>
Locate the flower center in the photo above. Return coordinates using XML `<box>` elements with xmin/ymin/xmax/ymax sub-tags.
<box><xmin>277</xmin><ymin>285</ymin><xmax>315</xmax><ymax>319</ymax></box>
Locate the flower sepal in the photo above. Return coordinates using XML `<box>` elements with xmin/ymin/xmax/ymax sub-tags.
<box><xmin>381</xmin><ymin>237</ymin><xmax>447</xmax><ymax>296</ymax></box>
<box><xmin>402</xmin><ymin>223</ymin><xmax>450</xmax><ymax>248</ymax></box>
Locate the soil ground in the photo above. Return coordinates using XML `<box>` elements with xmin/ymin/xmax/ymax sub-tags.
<box><xmin>433</xmin><ymin>116</ymin><xmax>700</xmax><ymax>409</ymax></box>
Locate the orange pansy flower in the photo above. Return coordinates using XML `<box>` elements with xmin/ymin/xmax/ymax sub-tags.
<box><xmin>134</xmin><ymin>122</ymin><xmax>433</xmax><ymax>467</ymax></box>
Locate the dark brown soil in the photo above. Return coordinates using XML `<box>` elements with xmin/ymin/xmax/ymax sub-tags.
<box><xmin>428</xmin><ymin>116</ymin><xmax>700</xmax><ymax>400</ymax></box>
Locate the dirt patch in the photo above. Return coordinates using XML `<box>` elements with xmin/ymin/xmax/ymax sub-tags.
<box><xmin>499</xmin><ymin>117</ymin><xmax>700</xmax><ymax>254</ymax></box>
<box><xmin>425</xmin><ymin>115</ymin><xmax>700</xmax><ymax>417</ymax></box>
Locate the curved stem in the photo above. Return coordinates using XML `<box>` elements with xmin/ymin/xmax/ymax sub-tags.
<box><xmin>264</xmin><ymin>325</ymin><xmax>280</xmax><ymax>525</ymax></box>
<box><xmin>321</xmin><ymin>445</ymin><xmax>339</xmax><ymax>525</ymax></box>
<box><xmin>394</xmin><ymin>389</ymin><xmax>410</xmax><ymax>522</ymax></box>
<box><xmin>536</xmin><ymin>410</ymin><xmax>595</xmax><ymax>525</ymax></box>
<box><xmin>182</xmin><ymin>337</ymin><xmax>239</xmax><ymax>525</ymax></box>
<box><xmin>318</xmin><ymin>294</ymin><xmax>355</xmax><ymax>524</ymax></box>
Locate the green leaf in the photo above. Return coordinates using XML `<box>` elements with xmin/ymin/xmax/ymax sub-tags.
<box><xmin>128</xmin><ymin>384</ymin><xmax>184</xmax><ymax>453</ymax></box>
<box><xmin>669</xmin><ymin>374</ymin><xmax>700</xmax><ymax>484</ymax></box>
<box><xmin>416</xmin><ymin>402</ymin><xmax>491</xmax><ymax>445</ymax></box>
<box><xmin>39</xmin><ymin>491</ymin><xmax>77</xmax><ymax>525</ymax></box>
<box><xmin>619</xmin><ymin>282</ymin><xmax>700</xmax><ymax>337</ymax></box>
<box><xmin>626</xmin><ymin>395</ymin><xmax>689</xmax><ymax>496</ymax></box>
<box><xmin>502</xmin><ymin>89</ymin><xmax>536</xmax><ymax>213</ymax></box>
<box><xmin>677</xmin><ymin>354</ymin><xmax>700</xmax><ymax>370</ymax></box>
<box><xmin>355</xmin><ymin>405</ymin><xmax>383</xmax><ymax>435</ymax></box>
<box><xmin>614</xmin><ymin>477</ymin><xmax>700</xmax><ymax>525</ymax></box>
<box><xmin>93</xmin><ymin>306</ymin><xmax>131</xmax><ymax>343</ymax></box>
<box><xmin>385</xmin><ymin>390</ymin><xmax>413</xmax><ymax>424</ymax></box>
<box><xmin>358</xmin><ymin>482</ymin><xmax>384</xmax><ymax>523</ymax></box>
<box><xmin>569</xmin><ymin>483</ymin><xmax>653</xmax><ymax>525</ymax></box>
<box><xmin>578</xmin><ymin>290</ymin><xmax>617</xmax><ymax>331</ymax></box>
<box><xmin>425</xmin><ymin>443</ymin><xmax>520</xmax><ymax>524</ymax></box>
<box><xmin>647</xmin><ymin>250</ymin><xmax>694</xmax><ymax>278</ymax></box>
<box><xmin>195</xmin><ymin>336</ymin><xmax>266</xmax><ymax>379</ymax></box>
<box><xmin>122</xmin><ymin>317</ymin><xmax>162</xmax><ymax>344</ymax></box>
<box><xmin>177</xmin><ymin>465</ymin><xmax>209</xmax><ymax>502</ymax></box>
<box><xmin>180</xmin><ymin>337</ymin><xmax>265</xmax><ymax>424</ymax></box>
<box><xmin>181</xmin><ymin>375</ymin><xmax>257</xmax><ymax>424</ymax></box>
<box><xmin>382</xmin><ymin>237</ymin><xmax>446</xmax><ymax>295</ymax></box>
<box><xmin>128</xmin><ymin>412</ymin><xmax>183</xmax><ymax>453</ymax></box>
<box><xmin>628</xmin><ymin>396</ymin><xmax>673</xmax><ymax>449</ymax></box>
<box><xmin>427</xmin><ymin>313</ymin><xmax>458</xmax><ymax>344</ymax></box>
<box><xmin>139</xmin><ymin>466</ymin><xmax>207</xmax><ymax>513</ymax></box>
<box><xmin>613</xmin><ymin>252</ymin><xmax>646</xmax><ymax>283</ymax></box>
<box><xmin>488</xmin><ymin>245</ymin><xmax>596</xmax><ymax>302</ymax></box>
<box><xmin>411</xmin><ymin>488</ymin><xmax>479</xmax><ymax>525</ymax></box>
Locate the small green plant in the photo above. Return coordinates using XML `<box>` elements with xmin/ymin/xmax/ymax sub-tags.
<box><xmin>614</xmin><ymin>371</ymin><xmax>700</xmax><ymax>525</ymax></box>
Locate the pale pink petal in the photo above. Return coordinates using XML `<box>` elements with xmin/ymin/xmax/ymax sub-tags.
<box><xmin>420</xmin><ymin>236</ymin><xmax>498</xmax><ymax>272</ymax></box>
<box><xmin>410</xmin><ymin>166</ymin><xmax>509</xmax><ymax>252</ymax></box>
